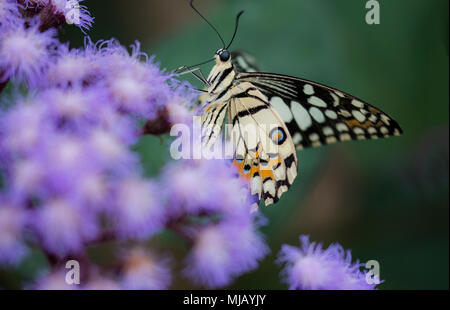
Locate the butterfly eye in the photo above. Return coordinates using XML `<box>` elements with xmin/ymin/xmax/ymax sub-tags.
<box><xmin>219</xmin><ymin>50</ymin><xmax>230</xmax><ymax>62</ymax></box>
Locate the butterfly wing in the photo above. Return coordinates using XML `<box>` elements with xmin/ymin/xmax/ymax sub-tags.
<box><xmin>235</xmin><ymin>72</ymin><xmax>402</xmax><ymax>150</ymax></box>
<box><xmin>228</xmin><ymin>91</ymin><xmax>297</xmax><ymax>206</ymax></box>
<box><xmin>231</xmin><ymin>50</ymin><xmax>260</xmax><ymax>73</ymax></box>
<box><xmin>201</xmin><ymin>101</ymin><xmax>229</xmax><ymax>149</ymax></box>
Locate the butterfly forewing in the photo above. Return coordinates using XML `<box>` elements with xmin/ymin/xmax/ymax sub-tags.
<box><xmin>232</xmin><ymin>52</ymin><xmax>402</xmax><ymax>150</ymax></box>
<box><xmin>231</xmin><ymin>51</ymin><xmax>260</xmax><ymax>73</ymax></box>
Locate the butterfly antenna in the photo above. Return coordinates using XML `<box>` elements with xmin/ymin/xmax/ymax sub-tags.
<box><xmin>226</xmin><ymin>10</ymin><xmax>244</xmax><ymax>50</ymax></box>
<box><xmin>190</xmin><ymin>0</ymin><xmax>225</xmax><ymax>49</ymax></box>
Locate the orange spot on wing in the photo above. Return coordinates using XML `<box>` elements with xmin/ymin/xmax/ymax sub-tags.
<box><xmin>344</xmin><ymin>119</ymin><xmax>383</xmax><ymax>129</ymax></box>
<box><xmin>233</xmin><ymin>159</ymin><xmax>250</xmax><ymax>181</ymax></box>
<box><xmin>368</xmin><ymin>107</ymin><xmax>381</xmax><ymax>114</ymax></box>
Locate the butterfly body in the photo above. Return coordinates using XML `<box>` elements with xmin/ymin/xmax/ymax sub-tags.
<box><xmin>198</xmin><ymin>49</ymin><xmax>402</xmax><ymax>207</ymax></box>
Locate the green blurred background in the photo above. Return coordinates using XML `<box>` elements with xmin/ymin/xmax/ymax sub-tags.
<box><xmin>2</xmin><ymin>0</ymin><xmax>449</xmax><ymax>290</ymax></box>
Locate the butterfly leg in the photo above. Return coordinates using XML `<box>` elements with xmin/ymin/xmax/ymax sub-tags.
<box><xmin>175</xmin><ymin>66</ymin><xmax>210</xmax><ymax>86</ymax></box>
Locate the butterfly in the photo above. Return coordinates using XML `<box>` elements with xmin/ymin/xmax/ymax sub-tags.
<box><xmin>178</xmin><ymin>2</ymin><xmax>403</xmax><ymax>207</ymax></box>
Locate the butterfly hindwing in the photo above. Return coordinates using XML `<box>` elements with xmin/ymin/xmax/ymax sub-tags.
<box><xmin>201</xmin><ymin>101</ymin><xmax>228</xmax><ymax>149</ymax></box>
<box><xmin>229</xmin><ymin>91</ymin><xmax>297</xmax><ymax>206</ymax></box>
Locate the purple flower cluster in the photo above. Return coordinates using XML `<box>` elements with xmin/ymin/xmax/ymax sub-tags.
<box><xmin>162</xmin><ymin>159</ymin><xmax>269</xmax><ymax>288</ymax></box>
<box><xmin>277</xmin><ymin>235</ymin><xmax>380</xmax><ymax>290</ymax></box>
<box><xmin>0</xmin><ymin>1</ymin><xmax>381</xmax><ymax>290</ymax></box>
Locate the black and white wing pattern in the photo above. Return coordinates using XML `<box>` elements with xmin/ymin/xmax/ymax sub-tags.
<box><xmin>229</xmin><ymin>93</ymin><xmax>298</xmax><ymax>206</ymax></box>
<box><xmin>231</xmin><ymin>50</ymin><xmax>260</xmax><ymax>73</ymax></box>
<box><xmin>231</xmin><ymin>51</ymin><xmax>403</xmax><ymax>150</ymax></box>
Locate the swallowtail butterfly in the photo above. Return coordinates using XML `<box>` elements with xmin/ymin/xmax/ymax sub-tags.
<box><xmin>178</xmin><ymin>1</ymin><xmax>403</xmax><ymax>207</ymax></box>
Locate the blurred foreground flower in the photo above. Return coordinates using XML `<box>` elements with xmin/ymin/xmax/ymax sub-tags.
<box><xmin>277</xmin><ymin>235</ymin><xmax>380</xmax><ymax>290</ymax></box>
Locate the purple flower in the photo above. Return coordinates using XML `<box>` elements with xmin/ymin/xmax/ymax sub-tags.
<box><xmin>0</xmin><ymin>20</ymin><xmax>58</xmax><ymax>86</ymax></box>
<box><xmin>32</xmin><ymin>268</ymin><xmax>78</xmax><ymax>290</ymax></box>
<box><xmin>39</xmin><ymin>87</ymin><xmax>110</xmax><ymax>127</ymax></box>
<box><xmin>160</xmin><ymin>157</ymin><xmax>269</xmax><ymax>288</ymax></box>
<box><xmin>33</xmin><ymin>198</ymin><xmax>99</xmax><ymax>257</ymax></box>
<box><xmin>96</xmin><ymin>41</ymin><xmax>174</xmax><ymax>119</ymax></box>
<box><xmin>0</xmin><ymin>99</ymin><xmax>50</xmax><ymax>157</ymax></box>
<box><xmin>111</xmin><ymin>177</ymin><xmax>166</xmax><ymax>240</ymax></box>
<box><xmin>0</xmin><ymin>197</ymin><xmax>28</xmax><ymax>265</ymax></box>
<box><xmin>41</xmin><ymin>38</ymin><xmax>177</xmax><ymax>120</ymax></box>
<box><xmin>165</xmin><ymin>82</ymin><xmax>198</xmax><ymax>124</ymax></box>
<box><xmin>120</xmin><ymin>248</ymin><xmax>171</xmax><ymax>290</ymax></box>
<box><xmin>0</xmin><ymin>0</ymin><xmax>22</xmax><ymax>32</ymax></box>
<box><xmin>162</xmin><ymin>159</ymin><xmax>250</xmax><ymax>219</ymax></box>
<box><xmin>183</xmin><ymin>216</ymin><xmax>269</xmax><ymax>288</ymax></box>
<box><xmin>43</xmin><ymin>45</ymin><xmax>99</xmax><ymax>88</ymax></box>
<box><xmin>277</xmin><ymin>235</ymin><xmax>380</xmax><ymax>290</ymax></box>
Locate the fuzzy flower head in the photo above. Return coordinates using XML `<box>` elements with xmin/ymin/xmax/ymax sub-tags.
<box><xmin>0</xmin><ymin>21</ymin><xmax>57</xmax><ymax>86</ymax></box>
<box><xmin>91</xmin><ymin>40</ymin><xmax>173</xmax><ymax>119</ymax></box>
<box><xmin>32</xmin><ymin>268</ymin><xmax>78</xmax><ymax>290</ymax></box>
<box><xmin>0</xmin><ymin>98</ymin><xmax>51</xmax><ymax>157</ymax></box>
<box><xmin>120</xmin><ymin>248</ymin><xmax>171</xmax><ymax>290</ymax></box>
<box><xmin>0</xmin><ymin>199</ymin><xmax>28</xmax><ymax>265</ymax></box>
<box><xmin>111</xmin><ymin>177</ymin><xmax>166</xmax><ymax>240</ymax></box>
<box><xmin>33</xmin><ymin>198</ymin><xmax>99</xmax><ymax>257</ymax></box>
<box><xmin>184</xmin><ymin>217</ymin><xmax>269</xmax><ymax>288</ymax></box>
<box><xmin>162</xmin><ymin>159</ymin><xmax>250</xmax><ymax>219</ymax></box>
<box><xmin>44</xmin><ymin>45</ymin><xmax>99</xmax><ymax>88</ymax></box>
<box><xmin>277</xmin><ymin>235</ymin><xmax>380</xmax><ymax>290</ymax></box>
<box><xmin>0</xmin><ymin>0</ymin><xmax>22</xmax><ymax>32</ymax></box>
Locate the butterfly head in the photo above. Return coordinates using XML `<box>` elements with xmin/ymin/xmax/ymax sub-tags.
<box><xmin>216</xmin><ymin>49</ymin><xmax>231</xmax><ymax>63</ymax></box>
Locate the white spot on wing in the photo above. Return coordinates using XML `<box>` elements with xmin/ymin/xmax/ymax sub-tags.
<box><xmin>353</xmin><ymin>127</ymin><xmax>365</xmax><ymax>135</ymax></box>
<box><xmin>381</xmin><ymin>114</ymin><xmax>391</xmax><ymax>125</ymax></box>
<box><xmin>292</xmin><ymin>133</ymin><xmax>302</xmax><ymax>144</ymax></box>
<box><xmin>309</xmin><ymin>107</ymin><xmax>325</xmax><ymax>123</ymax></box>
<box><xmin>270</xmin><ymin>96</ymin><xmax>293</xmax><ymax>123</ymax></box>
<box><xmin>323</xmin><ymin>127</ymin><xmax>334</xmax><ymax>136</ymax></box>
<box><xmin>336</xmin><ymin>123</ymin><xmax>349</xmax><ymax>132</ymax></box>
<box><xmin>325</xmin><ymin>109</ymin><xmax>338</xmax><ymax>119</ymax></box>
<box><xmin>291</xmin><ymin>101</ymin><xmax>312</xmax><ymax>131</ymax></box>
<box><xmin>263</xmin><ymin>179</ymin><xmax>276</xmax><ymax>197</ymax></box>
<box><xmin>287</xmin><ymin>164</ymin><xmax>297</xmax><ymax>184</ymax></box>
<box><xmin>309</xmin><ymin>133</ymin><xmax>320</xmax><ymax>141</ymax></box>
<box><xmin>308</xmin><ymin>96</ymin><xmax>327</xmax><ymax>108</ymax></box>
<box><xmin>303</xmin><ymin>84</ymin><xmax>315</xmax><ymax>95</ymax></box>
<box><xmin>340</xmin><ymin>133</ymin><xmax>351</xmax><ymax>141</ymax></box>
<box><xmin>351</xmin><ymin>99</ymin><xmax>364</xmax><ymax>108</ymax></box>
<box><xmin>251</xmin><ymin>175</ymin><xmax>262</xmax><ymax>196</ymax></box>
<box><xmin>352</xmin><ymin>110</ymin><xmax>366</xmax><ymax>123</ymax></box>
<box><xmin>339</xmin><ymin>109</ymin><xmax>352</xmax><ymax>118</ymax></box>
<box><xmin>330</xmin><ymin>92</ymin><xmax>340</xmax><ymax>107</ymax></box>
<box><xmin>326</xmin><ymin>136</ymin><xmax>337</xmax><ymax>144</ymax></box>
